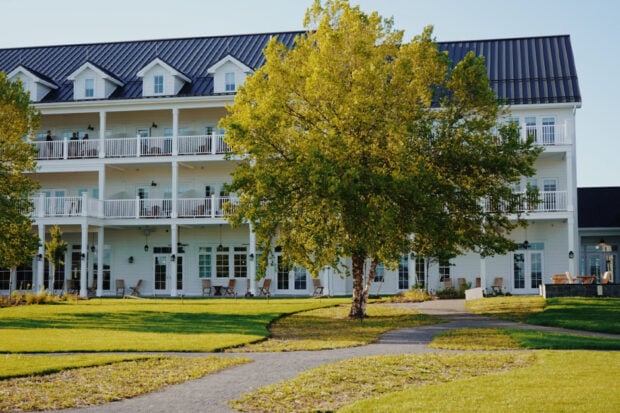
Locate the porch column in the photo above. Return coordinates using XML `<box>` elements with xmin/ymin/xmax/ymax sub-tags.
<box><xmin>80</xmin><ymin>223</ymin><xmax>88</xmax><ymax>297</ymax></box>
<box><xmin>479</xmin><ymin>255</ymin><xmax>487</xmax><ymax>294</ymax></box>
<box><xmin>96</xmin><ymin>227</ymin><xmax>104</xmax><ymax>297</ymax></box>
<box><xmin>567</xmin><ymin>215</ymin><xmax>576</xmax><ymax>277</ymax></box>
<box><xmin>249</xmin><ymin>224</ymin><xmax>256</xmax><ymax>294</ymax></box>
<box><xmin>172</xmin><ymin>107</ymin><xmax>179</xmax><ymax>156</ymax></box>
<box><xmin>98</xmin><ymin>111</ymin><xmax>106</xmax><ymax>158</ymax></box>
<box><xmin>98</xmin><ymin>166</ymin><xmax>106</xmax><ymax>218</ymax></box>
<box><xmin>37</xmin><ymin>224</ymin><xmax>45</xmax><ymax>292</ymax></box>
<box><xmin>171</xmin><ymin>161</ymin><xmax>178</xmax><ymax>218</ymax></box>
<box><xmin>170</xmin><ymin>223</ymin><xmax>178</xmax><ymax>297</ymax></box>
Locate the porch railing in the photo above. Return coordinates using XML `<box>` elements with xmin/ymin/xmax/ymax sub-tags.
<box><xmin>484</xmin><ymin>190</ymin><xmax>568</xmax><ymax>213</ymax></box>
<box><xmin>34</xmin><ymin>134</ymin><xmax>231</xmax><ymax>160</ymax></box>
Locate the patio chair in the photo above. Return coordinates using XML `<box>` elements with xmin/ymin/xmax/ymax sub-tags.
<box><xmin>115</xmin><ymin>279</ymin><xmax>126</xmax><ymax>297</ymax></box>
<box><xmin>222</xmin><ymin>279</ymin><xmax>236</xmax><ymax>297</ymax></box>
<box><xmin>551</xmin><ymin>274</ymin><xmax>567</xmax><ymax>284</ymax></box>
<box><xmin>491</xmin><ymin>277</ymin><xmax>504</xmax><ymax>294</ymax></box>
<box><xmin>443</xmin><ymin>278</ymin><xmax>453</xmax><ymax>289</ymax></box>
<box><xmin>601</xmin><ymin>271</ymin><xmax>611</xmax><ymax>285</ymax></box>
<box><xmin>475</xmin><ymin>277</ymin><xmax>481</xmax><ymax>288</ymax></box>
<box><xmin>87</xmin><ymin>277</ymin><xmax>97</xmax><ymax>296</ymax></box>
<box><xmin>565</xmin><ymin>272</ymin><xmax>578</xmax><ymax>284</ymax></box>
<box><xmin>257</xmin><ymin>278</ymin><xmax>272</xmax><ymax>297</ymax></box>
<box><xmin>202</xmin><ymin>279</ymin><xmax>212</xmax><ymax>296</ymax></box>
<box><xmin>129</xmin><ymin>279</ymin><xmax>143</xmax><ymax>296</ymax></box>
<box><xmin>312</xmin><ymin>278</ymin><xmax>324</xmax><ymax>297</ymax></box>
<box><xmin>457</xmin><ymin>277</ymin><xmax>467</xmax><ymax>290</ymax></box>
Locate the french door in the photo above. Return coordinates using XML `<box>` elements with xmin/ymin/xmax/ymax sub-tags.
<box><xmin>276</xmin><ymin>255</ymin><xmax>308</xmax><ymax>294</ymax></box>
<box><xmin>154</xmin><ymin>254</ymin><xmax>183</xmax><ymax>295</ymax></box>
<box><xmin>513</xmin><ymin>250</ymin><xmax>543</xmax><ymax>294</ymax></box>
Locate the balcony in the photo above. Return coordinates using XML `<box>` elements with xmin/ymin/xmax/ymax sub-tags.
<box><xmin>521</xmin><ymin>123</ymin><xmax>569</xmax><ymax>146</ymax></box>
<box><xmin>484</xmin><ymin>191</ymin><xmax>568</xmax><ymax>214</ymax></box>
<box><xmin>33</xmin><ymin>134</ymin><xmax>231</xmax><ymax>161</ymax></box>
<box><xmin>30</xmin><ymin>195</ymin><xmax>238</xmax><ymax>220</ymax></box>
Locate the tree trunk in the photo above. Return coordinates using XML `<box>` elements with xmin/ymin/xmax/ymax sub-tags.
<box><xmin>349</xmin><ymin>254</ymin><xmax>368</xmax><ymax>319</ymax></box>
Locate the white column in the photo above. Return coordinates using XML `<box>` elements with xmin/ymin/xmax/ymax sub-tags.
<box><xmin>567</xmin><ymin>215</ymin><xmax>576</xmax><ymax>277</ymax></box>
<box><xmin>171</xmin><ymin>161</ymin><xmax>178</xmax><ymax>218</ymax></box>
<box><xmin>480</xmin><ymin>255</ymin><xmax>487</xmax><ymax>294</ymax></box>
<box><xmin>249</xmin><ymin>224</ymin><xmax>256</xmax><ymax>294</ymax></box>
<box><xmin>170</xmin><ymin>224</ymin><xmax>178</xmax><ymax>297</ymax></box>
<box><xmin>96</xmin><ymin>227</ymin><xmax>104</xmax><ymax>297</ymax></box>
<box><xmin>99</xmin><ymin>111</ymin><xmax>106</xmax><ymax>158</ymax></box>
<box><xmin>37</xmin><ymin>224</ymin><xmax>45</xmax><ymax>292</ymax></box>
<box><xmin>98</xmin><ymin>166</ymin><xmax>106</xmax><ymax>218</ymax></box>
<box><xmin>80</xmin><ymin>223</ymin><xmax>88</xmax><ymax>297</ymax></box>
<box><xmin>172</xmin><ymin>107</ymin><xmax>179</xmax><ymax>156</ymax></box>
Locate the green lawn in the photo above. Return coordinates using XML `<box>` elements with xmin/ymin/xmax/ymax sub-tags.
<box><xmin>0</xmin><ymin>297</ymin><xmax>349</xmax><ymax>352</ymax></box>
<box><xmin>340</xmin><ymin>351</ymin><xmax>619</xmax><ymax>413</ymax></box>
<box><xmin>466</xmin><ymin>296</ymin><xmax>620</xmax><ymax>334</ymax></box>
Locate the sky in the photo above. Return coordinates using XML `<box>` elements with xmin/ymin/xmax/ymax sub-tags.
<box><xmin>1</xmin><ymin>0</ymin><xmax>618</xmax><ymax>188</ymax></box>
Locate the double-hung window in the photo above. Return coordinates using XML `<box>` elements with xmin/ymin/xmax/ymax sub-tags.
<box><xmin>154</xmin><ymin>75</ymin><xmax>164</xmax><ymax>94</ymax></box>
<box><xmin>225</xmin><ymin>72</ymin><xmax>235</xmax><ymax>92</ymax></box>
<box><xmin>84</xmin><ymin>78</ymin><xmax>94</xmax><ymax>97</ymax></box>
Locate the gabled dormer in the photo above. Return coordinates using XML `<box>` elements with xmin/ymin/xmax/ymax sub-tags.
<box><xmin>67</xmin><ymin>61</ymin><xmax>123</xmax><ymax>100</ymax></box>
<box><xmin>7</xmin><ymin>65</ymin><xmax>58</xmax><ymax>102</ymax></box>
<box><xmin>136</xmin><ymin>57</ymin><xmax>190</xmax><ymax>97</ymax></box>
<box><xmin>207</xmin><ymin>54</ymin><xmax>253</xmax><ymax>94</ymax></box>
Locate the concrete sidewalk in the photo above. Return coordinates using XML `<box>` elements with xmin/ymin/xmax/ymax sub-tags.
<box><xmin>60</xmin><ymin>299</ymin><xmax>618</xmax><ymax>413</ymax></box>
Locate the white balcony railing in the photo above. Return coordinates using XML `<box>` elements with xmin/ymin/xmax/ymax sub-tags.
<box><xmin>34</xmin><ymin>134</ymin><xmax>231</xmax><ymax>160</ymax></box>
<box><xmin>484</xmin><ymin>190</ymin><xmax>568</xmax><ymax>213</ymax></box>
<box><xmin>521</xmin><ymin>123</ymin><xmax>569</xmax><ymax>146</ymax></box>
<box><xmin>30</xmin><ymin>195</ymin><xmax>238</xmax><ymax>219</ymax></box>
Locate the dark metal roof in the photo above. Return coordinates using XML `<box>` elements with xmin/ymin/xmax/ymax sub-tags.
<box><xmin>0</xmin><ymin>32</ymin><xmax>580</xmax><ymax>105</ymax></box>
<box><xmin>437</xmin><ymin>35</ymin><xmax>581</xmax><ymax>105</ymax></box>
<box><xmin>578</xmin><ymin>187</ymin><xmax>620</xmax><ymax>228</ymax></box>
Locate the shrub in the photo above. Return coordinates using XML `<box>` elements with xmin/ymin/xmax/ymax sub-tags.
<box><xmin>436</xmin><ymin>286</ymin><xmax>461</xmax><ymax>299</ymax></box>
<box><xmin>388</xmin><ymin>288</ymin><xmax>433</xmax><ymax>303</ymax></box>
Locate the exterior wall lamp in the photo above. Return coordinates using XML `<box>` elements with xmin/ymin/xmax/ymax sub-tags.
<box><xmin>81</xmin><ymin>253</ymin><xmax>86</xmax><ymax>260</ymax></box>
<box><xmin>128</xmin><ymin>256</ymin><xmax>134</xmax><ymax>264</ymax></box>
<box><xmin>37</xmin><ymin>253</ymin><xmax>42</xmax><ymax>261</ymax></box>
<box><xmin>568</xmin><ymin>251</ymin><xmax>574</xmax><ymax>259</ymax></box>
<box><xmin>249</xmin><ymin>253</ymin><xmax>254</xmax><ymax>261</ymax></box>
<box><xmin>171</xmin><ymin>254</ymin><xmax>176</xmax><ymax>262</ymax></box>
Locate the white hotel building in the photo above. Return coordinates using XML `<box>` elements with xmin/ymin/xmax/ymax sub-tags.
<box><xmin>0</xmin><ymin>32</ymin><xmax>581</xmax><ymax>297</ymax></box>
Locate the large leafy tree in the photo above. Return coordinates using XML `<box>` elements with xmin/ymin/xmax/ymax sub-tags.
<box><xmin>0</xmin><ymin>71</ymin><xmax>40</xmax><ymax>286</ymax></box>
<box><xmin>221</xmin><ymin>0</ymin><xmax>540</xmax><ymax>318</ymax></box>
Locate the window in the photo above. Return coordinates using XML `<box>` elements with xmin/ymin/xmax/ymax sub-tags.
<box><xmin>216</xmin><ymin>246</ymin><xmax>229</xmax><ymax>278</ymax></box>
<box><xmin>153</xmin><ymin>75</ymin><xmax>164</xmax><ymax>94</ymax></box>
<box><xmin>294</xmin><ymin>266</ymin><xmax>307</xmax><ymax>290</ymax></box>
<box><xmin>16</xmin><ymin>264</ymin><xmax>33</xmax><ymax>290</ymax></box>
<box><xmin>277</xmin><ymin>255</ymin><xmax>289</xmax><ymax>290</ymax></box>
<box><xmin>85</xmin><ymin>78</ymin><xmax>94</xmax><ymax>97</ymax></box>
<box><xmin>542</xmin><ymin>117</ymin><xmax>555</xmax><ymax>144</ymax></box>
<box><xmin>225</xmin><ymin>72</ymin><xmax>235</xmax><ymax>91</ymax></box>
<box><xmin>525</xmin><ymin>117</ymin><xmax>537</xmax><ymax>142</ymax></box>
<box><xmin>0</xmin><ymin>267</ymin><xmax>9</xmax><ymax>290</ymax></box>
<box><xmin>398</xmin><ymin>255</ymin><xmax>409</xmax><ymax>289</ymax></box>
<box><xmin>234</xmin><ymin>247</ymin><xmax>247</xmax><ymax>278</ymax></box>
<box><xmin>374</xmin><ymin>262</ymin><xmax>385</xmax><ymax>282</ymax></box>
<box><xmin>199</xmin><ymin>247</ymin><xmax>212</xmax><ymax>278</ymax></box>
<box><xmin>415</xmin><ymin>258</ymin><xmax>425</xmax><ymax>287</ymax></box>
<box><xmin>439</xmin><ymin>259</ymin><xmax>451</xmax><ymax>282</ymax></box>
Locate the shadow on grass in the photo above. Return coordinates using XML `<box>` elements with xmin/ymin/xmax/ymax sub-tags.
<box><xmin>0</xmin><ymin>311</ymin><xmax>280</xmax><ymax>336</ymax></box>
<box><xmin>508</xmin><ymin>328</ymin><xmax>620</xmax><ymax>350</ymax></box>
<box><xmin>526</xmin><ymin>297</ymin><xmax>620</xmax><ymax>334</ymax></box>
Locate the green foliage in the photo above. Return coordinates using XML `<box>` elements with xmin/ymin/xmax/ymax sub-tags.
<box><xmin>387</xmin><ymin>288</ymin><xmax>434</xmax><ymax>303</ymax></box>
<box><xmin>0</xmin><ymin>71</ymin><xmax>40</xmax><ymax>271</ymax></box>
<box><xmin>466</xmin><ymin>295</ymin><xmax>546</xmax><ymax>322</ymax></box>
<box><xmin>221</xmin><ymin>0</ymin><xmax>540</xmax><ymax>317</ymax></box>
<box><xmin>436</xmin><ymin>286</ymin><xmax>461</xmax><ymax>299</ymax></box>
<box><xmin>44</xmin><ymin>225</ymin><xmax>68</xmax><ymax>293</ymax></box>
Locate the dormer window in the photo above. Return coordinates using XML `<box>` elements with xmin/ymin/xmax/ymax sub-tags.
<box><xmin>207</xmin><ymin>55</ymin><xmax>253</xmax><ymax>94</ymax></box>
<box><xmin>84</xmin><ymin>78</ymin><xmax>94</xmax><ymax>97</ymax></box>
<box><xmin>137</xmin><ymin>58</ymin><xmax>190</xmax><ymax>98</ymax></box>
<box><xmin>225</xmin><ymin>72</ymin><xmax>235</xmax><ymax>92</ymax></box>
<box><xmin>7</xmin><ymin>65</ymin><xmax>58</xmax><ymax>102</ymax></box>
<box><xmin>67</xmin><ymin>62</ymin><xmax>123</xmax><ymax>100</ymax></box>
<box><xmin>154</xmin><ymin>75</ymin><xmax>164</xmax><ymax>94</ymax></box>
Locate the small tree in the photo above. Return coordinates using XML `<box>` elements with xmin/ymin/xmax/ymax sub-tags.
<box><xmin>45</xmin><ymin>225</ymin><xmax>68</xmax><ymax>294</ymax></box>
<box><xmin>0</xmin><ymin>71</ymin><xmax>40</xmax><ymax>287</ymax></box>
<box><xmin>222</xmin><ymin>0</ymin><xmax>540</xmax><ymax>318</ymax></box>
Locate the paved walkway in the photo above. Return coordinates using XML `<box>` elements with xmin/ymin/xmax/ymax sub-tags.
<box><xmin>60</xmin><ymin>300</ymin><xmax>618</xmax><ymax>413</ymax></box>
